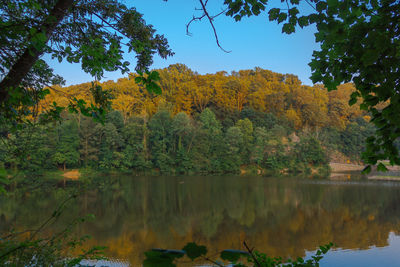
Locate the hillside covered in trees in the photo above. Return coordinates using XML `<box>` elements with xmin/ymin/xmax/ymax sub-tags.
<box><xmin>0</xmin><ymin>65</ymin><xmax>375</xmax><ymax>175</ymax></box>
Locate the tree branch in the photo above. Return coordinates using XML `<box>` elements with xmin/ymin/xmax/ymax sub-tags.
<box><xmin>186</xmin><ymin>14</ymin><xmax>206</xmax><ymax>36</ymax></box>
<box><xmin>243</xmin><ymin>241</ymin><xmax>261</xmax><ymax>267</ymax></box>
<box><xmin>93</xmin><ymin>13</ymin><xmax>124</xmax><ymax>36</ymax></box>
<box><xmin>187</xmin><ymin>0</ymin><xmax>230</xmax><ymax>53</ymax></box>
<box><xmin>304</xmin><ymin>0</ymin><xmax>317</xmax><ymax>11</ymax></box>
<box><xmin>0</xmin><ymin>0</ymin><xmax>75</xmax><ymax>105</ymax></box>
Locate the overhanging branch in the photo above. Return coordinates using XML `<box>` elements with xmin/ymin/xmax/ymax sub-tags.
<box><xmin>0</xmin><ymin>0</ymin><xmax>75</xmax><ymax>105</ymax></box>
<box><xmin>187</xmin><ymin>0</ymin><xmax>230</xmax><ymax>53</ymax></box>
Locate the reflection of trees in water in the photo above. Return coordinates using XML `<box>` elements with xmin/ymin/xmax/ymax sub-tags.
<box><xmin>1</xmin><ymin>176</ymin><xmax>400</xmax><ymax>265</ymax></box>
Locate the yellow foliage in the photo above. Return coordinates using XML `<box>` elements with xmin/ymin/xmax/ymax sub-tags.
<box><xmin>286</xmin><ymin>108</ymin><xmax>302</xmax><ymax>129</ymax></box>
<box><xmin>38</xmin><ymin>66</ymin><xmax>365</xmax><ymax>130</ymax></box>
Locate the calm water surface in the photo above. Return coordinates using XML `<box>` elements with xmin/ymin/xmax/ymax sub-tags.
<box><xmin>1</xmin><ymin>175</ymin><xmax>400</xmax><ymax>266</ymax></box>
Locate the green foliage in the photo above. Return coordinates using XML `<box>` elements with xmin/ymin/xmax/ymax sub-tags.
<box><xmin>220</xmin><ymin>249</ymin><xmax>249</xmax><ymax>263</ymax></box>
<box><xmin>295</xmin><ymin>137</ymin><xmax>328</xmax><ymax>166</ymax></box>
<box><xmin>240</xmin><ymin>108</ymin><xmax>278</xmax><ymax>129</ymax></box>
<box><xmin>0</xmin><ymin>0</ymin><xmax>398</xmax><ymax>171</ymax></box>
<box><xmin>1</xmin><ymin>68</ymin><xmax>375</xmax><ymax>176</ymax></box>
<box><xmin>67</xmin><ymin>82</ymin><xmax>114</xmax><ymax>124</ymax></box>
<box><xmin>143</xmin><ymin>250</ymin><xmax>184</xmax><ymax>267</ymax></box>
<box><xmin>0</xmin><ymin>168</ymin><xmax>9</xmax><ymax>195</ymax></box>
<box><xmin>106</xmin><ymin>110</ymin><xmax>124</xmax><ymax>130</ymax></box>
<box><xmin>135</xmin><ymin>70</ymin><xmax>163</xmax><ymax>95</ymax></box>
<box><xmin>0</xmin><ymin>0</ymin><xmax>172</xmax><ymax>125</ymax></box>
<box><xmin>142</xmin><ymin>241</ymin><xmax>333</xmax><ymax>266</ymax></box>
<box><xmin>200</xmin><ymin>108</ymin><xmax>222</xmax><ymax>136</ymax></box>
<box><xmin>223</xmin><ymin>126</ymin><xmax>243</xmax><ymax>172</ymax></box>
<box><xmin>340</xmin><ymin>119</ymin><xmax>375</xmax><ymax>159</ymax></box>
<box><xmin>225</xmin><ymin>0</ymin><xmax>267</xmax><ymax>20</ymax></box>
<box><xmin>224</xmin><ymin>0</ymin><xmax>400</xmax><ymax>169</ymax></box>
<box><xmin>53</xmin><ymin>120</ymin><xmax>80</xmax><ymax>169</ymax></box>
<box><xmin>3</xmin><ymin>104</ymin><xmax>375</xmax><ymax>176</ymax></box>
<box><xmin>148</xmin><ymin>109</ymin><xmax>174</xmax><ymax>173</ymax></box>
<box><xmin>182</xmin><ymin>242</ymin><xmax>207</xmax><ymax>260</ymax></box>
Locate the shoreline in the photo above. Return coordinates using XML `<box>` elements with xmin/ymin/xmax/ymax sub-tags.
<box><xmin>330</xmin><ymin>162</ymin><xmax>400</xmax><ymax>181</ymax></box>
<box><xmin>329</xmin><ymin>162</ymin><xmax>365</xmax><ymax>173</ymax></box>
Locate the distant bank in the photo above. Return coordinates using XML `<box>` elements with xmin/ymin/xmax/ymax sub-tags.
<box><xmin>330</xmin><ymin>162</ymin><xmax>400</xmax><ymax>181</ymax></box>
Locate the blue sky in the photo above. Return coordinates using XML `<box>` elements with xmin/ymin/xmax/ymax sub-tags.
<box><xmin>47</xmin><ymin>0</ymin><xmax>319</xmax><ymax>86</ymax></box>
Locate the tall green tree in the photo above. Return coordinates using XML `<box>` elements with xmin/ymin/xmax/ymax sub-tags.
<box><xmin>148</xmin><ymin>109</ymin><xmax>173</xmax><ymax>173</ymax></box>
<box><xmin>196</xmin><ymin>108</ymin><xmax>224</xmax><ymax>172</ymax></box>
<box><xmin>171</xmin><ymin>112</ymin><xmax>195</xmax><ymax>173</ymax></box>
<box><xmin>223</xmin><ymin>126</ymin><xmax>243</xmax><ymax>172</ymax></box>
<box><xmin>78</xmin><ymin>115</ymin><xmax>100</xmax><ymax>166</ymax></box>
<box><xmin>53</xmin><ymin>119</ymin><xmax>80</xmax><ymax>170</ymax></box>
<box><xmin>121</xmin><ymin>117</ymin><xmax>151</xmax><ymax>171</ymax></box>
<box><xmin>98</xmin><ymin>122</ymin><xmax>123</xmax><ymax>169</ymax></box>
<box><xmin>236</xmin><ymin>118</ymin><xmax>254</xmax><ymax>164</ymax></box>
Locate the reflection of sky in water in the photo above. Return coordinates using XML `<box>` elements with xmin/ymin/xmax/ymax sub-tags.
<box><xmin>80</xmin><ymin>260</ymin><xmax>129</xmax><ymax>267</ymax></box>
<box><xmin>2</xmin><ymin>175</ymin><xmax>400</xmax><ymax>266</ymax></box>
<box><xmin>82</xmin><ymin>233</ymin><xmax>400</xmax><ymax>267</ymax></box>
<box><xmin>312</xmin><ymin>232</ymin><xmax>400</xmax><ymax>266</ymax></box>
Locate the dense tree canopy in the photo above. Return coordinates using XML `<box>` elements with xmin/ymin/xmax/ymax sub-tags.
<box><xmin>0</xmin><ymin>0</ymin><xmax>399</xmax><ymax>168</ymax></box>
<box><xmin>1</xmin><ymin>66</ymin><xmax>378</xmax><ymax>176</ymax></box>
<box><xmin>222</xmin><ymin>0</ymin><xmax>400</xmax><ymax>169</ymax></box>
<box><xmin>42</xmin><ymin>65</ymin><xmax>364</xmax><ymax>130</ymax></box>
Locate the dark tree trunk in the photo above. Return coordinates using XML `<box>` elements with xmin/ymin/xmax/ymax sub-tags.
<box><xmin>0</xmin><ymin>0</ymin><xmax>74</xmax><ymax>104</ymax></box>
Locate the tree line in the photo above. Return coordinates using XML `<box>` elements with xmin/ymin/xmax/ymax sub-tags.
<box><xmin>0</xmin><ymin>65</ymin><xmax>376</xmax><ymax>175</ymax></box>
<box><xmin>44</xmin><ymin>64</ymin><xmax>367</xmax><ymax>130</ymax></box>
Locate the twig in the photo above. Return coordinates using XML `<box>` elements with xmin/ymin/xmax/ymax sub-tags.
<box><xmin>203</xmin><ymin>256</ymin><xmax>224</xmax><ymax>267</ymax></box>
<box><xmin>211</xmin><ymin>9</ymin><xmax>228</xmax><ymax>19</ymax></box>
<box><xmin>0</xmin><ymin>244</ymin><xmax>27</xmax><ymax>260</ymax></box>
<box><xmin>199</xmin><ymin>0</ymin><xmax>230</xmax><ymax>52</ymax></box>
<box><xmin>243</xmin><ymin>241</ymin><xmax>261</xmax><ymax>267</ymax></box>
<box><xmin>186</xmin><ymin>14</ymin><xmax>206</xmax><ymax>36</ymax></box>
<box><xmin>286</xmin><ymin>0</ymin><xmax>291</xmax><ymax>19</ymax></box>
<box><xmin>46</xmin><ymin>84</ymin><xmax>74</xmax><ymax>98</ymax></box>
<box><xmin>305</xmin><ymin>0</ymin><xmax>317</xmax><ymax>11</ymax></box>
<box><xmin>93</xmin><ymin>13</ymin><xmax>124</xmax><ymax>36</ymax></box>
<box><xmin>186</xmin><ymin>0</ymin><xmax>230</xmax><ymax>53</ymax></box>
<box><xmin>0</xmin><ymin>193</ymin><xmax>79</xmax><ymax>260</ymax></box>
<box><xmin>29</xmin><ymin>193</ymin><xmax>77</xmax><ymax>241</ymax></box>
<box><xmin>186</xmin><ymin>8</ymin><xmax>227</xmax><ymax>36</ymax></box>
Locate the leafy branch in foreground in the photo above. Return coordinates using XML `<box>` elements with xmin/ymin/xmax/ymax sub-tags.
<box><xmin>0</xmin><ymin>194</ymin><xmax>106</xmax><ymax>266</ymax></box>
<box><xmin>143</xmin><ymin>241</ymin><xmax>334</xmax><ymax>267</ymax></box>
<box><xmin>0</xmin><ymin>0</ymin><xmax>172</xmax><ymax>124</ymax></box>
<box><xmin>221</xmin><ymin>0</ymin><xmax>400</xmax><ymax>171</ymax></box>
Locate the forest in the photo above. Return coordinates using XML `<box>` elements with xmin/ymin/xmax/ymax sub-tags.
<box><xmin>0</xmin><ymin>65</ymin><xmax>376</xmax><ymax>176</ymax></box>
<box><xmin>1</xmin><ymin>0</ymin><xmax>399</xmax><ymax>265</ymax></box>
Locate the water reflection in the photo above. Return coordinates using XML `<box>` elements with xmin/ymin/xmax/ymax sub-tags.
<box><xmin>1</xmin><ymin>176</ymin><xmax>400</xmax><ymax>265</ymax></box>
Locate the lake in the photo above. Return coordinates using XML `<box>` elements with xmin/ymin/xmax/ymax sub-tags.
<box><xmin>1</xmin><ymin>175</ymin><xmax>400</xmax><ymax>266</ymax></box>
